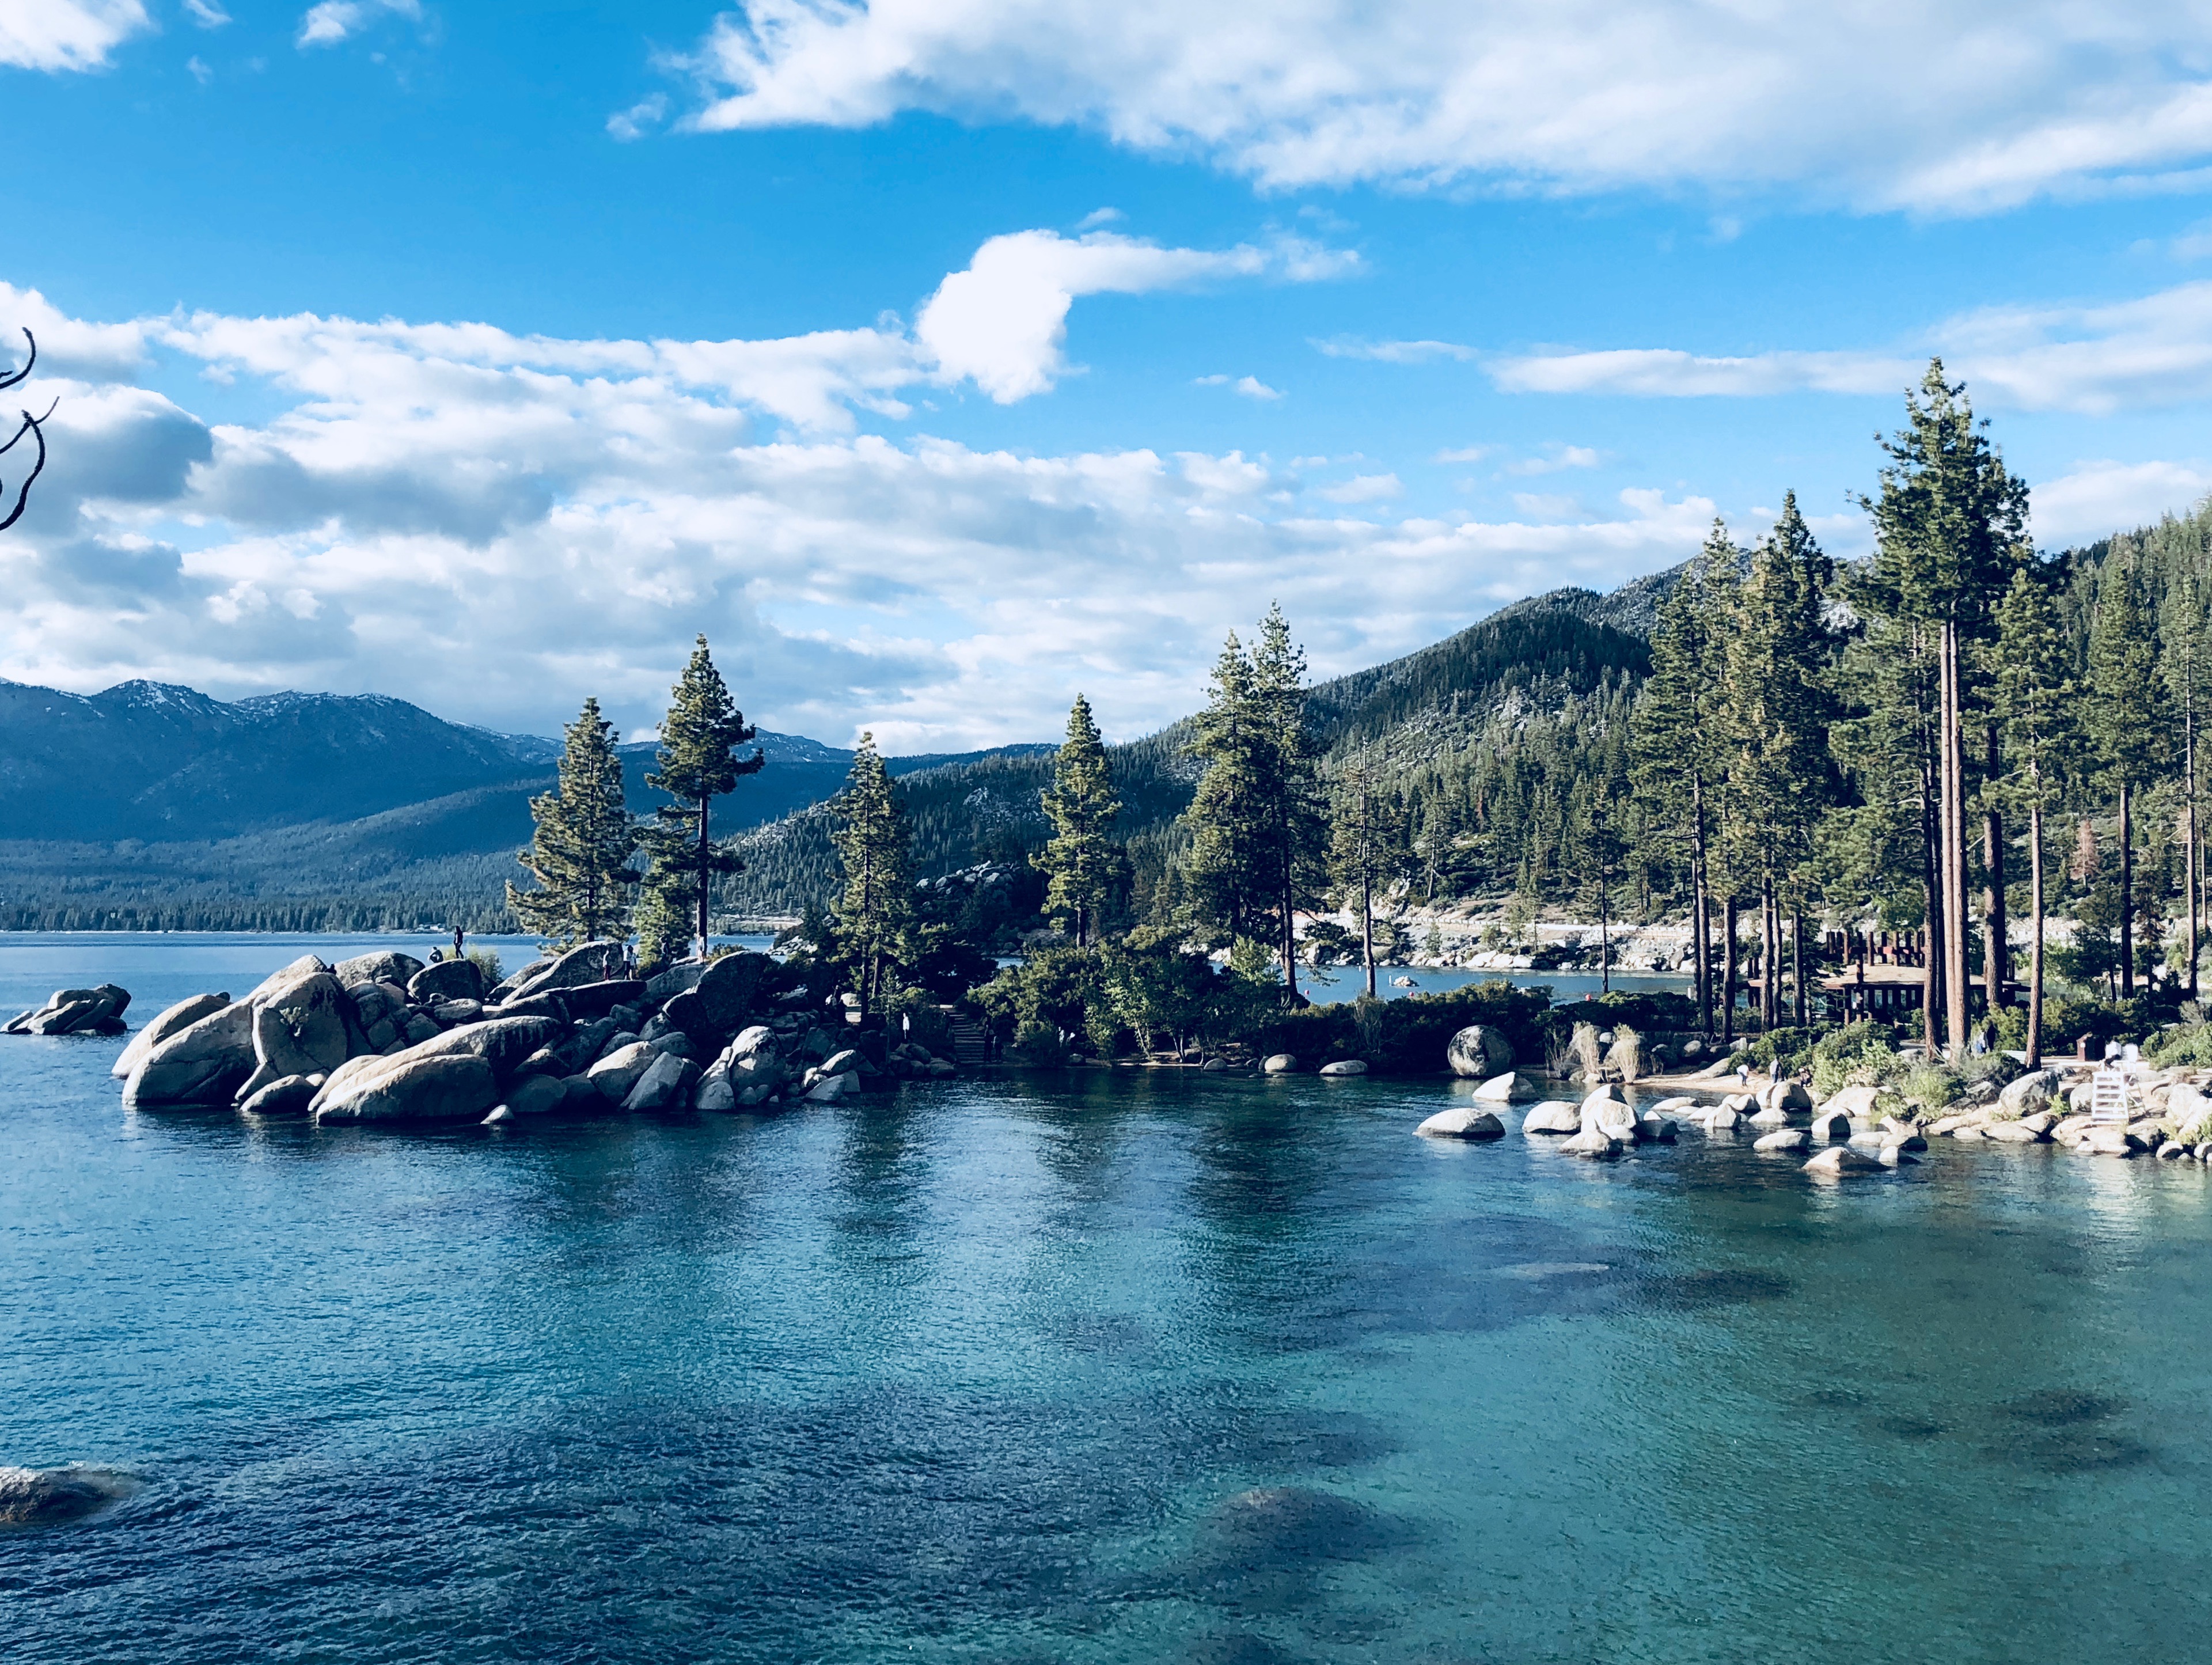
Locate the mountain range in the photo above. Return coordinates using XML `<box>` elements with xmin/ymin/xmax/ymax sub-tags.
<box><xmin>0</xmin><ymin>570</ymin><xmax>1675</xmax><ymax>930</ymax></box>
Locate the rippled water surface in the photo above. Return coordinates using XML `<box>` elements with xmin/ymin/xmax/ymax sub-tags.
<box><xmin>5</xmin><ymin>934</ymin><xmax>2212</xmax><ymax>1663</ymax></box>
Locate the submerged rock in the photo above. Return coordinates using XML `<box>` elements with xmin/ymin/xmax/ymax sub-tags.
<box><xmin>1318</xmin><ymin>1059</ymin><xmax>1368</xmax><ymax>1077</ymax></box>
<box><xmin>0</xmin><ymin>1465</ymin><xmax>134</xmax><ymax>1527</ymax></box>
<box><xmin>1755</xmin><ymin>1127</ymin><xmax>1810</xmax><ymax>1152</ymax></box>
<box><xmin>1803</xmin><ymin>1145</ymin><xmax>1885</xmax><ymax>1178</ymax></box>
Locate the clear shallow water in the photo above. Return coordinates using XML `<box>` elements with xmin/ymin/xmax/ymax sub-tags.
<box><xmin>4</xmin><ymin>935</ymin><xmax>2212</xmax><ymax>1663</ymax></box>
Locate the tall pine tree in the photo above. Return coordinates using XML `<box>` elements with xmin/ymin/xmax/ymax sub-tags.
<box><xmin>1034</xmin><ymin>693</ymin><xmax>1126</xmax><ymax>947</ymax></box>
<box><xmin>2087</xmin><ymin>561</ymin><xmax>2174</xmax><ymax>999</ymax></box>
<box><xmin>832</xmin><ymin>732</ymin><xmax>913</xmax><ymax>1018</ymax></box>
<box><xmin>1329</xmin><ymin>746</ymin><xmax>1408</xmax><ymax>999</ymax></box>
<box><xmin>507</xmin><ymin>696</ymin><xmax>640</xmax><ymax>946</ymax></box>
<box><xmin>1183</xmin><ymin>606</ymin><xmax>1327</xmax><ymax>992</ymax></box>
<box><xmin>1858</xmin><ymin>361</ymin><xmax>2031</xmax><ymax>1056</ymax></box>
<box><xmin>1993</xmin><ymin>566</ymin><xmax>2081</xmax><ymax>1066</ymax></box>
<box><xmin>639</xmin><ymin>635</ymin><xmax>765</xmax><ymax>962</ymax></box>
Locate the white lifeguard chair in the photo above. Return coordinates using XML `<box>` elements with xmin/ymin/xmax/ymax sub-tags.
<box><xmin>2089</xmin><ymin>1043</ymin><xmax>2141</xmax><ymax>1125</ymax></box>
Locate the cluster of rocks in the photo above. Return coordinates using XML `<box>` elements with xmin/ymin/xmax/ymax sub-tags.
<box><xmin>5</xmin><ymin>985</ymin><xmax>131</xmax><ymax>1037</ymax></box>
<box><xmin>1504</xmin><ymin>1083</ymin><xmax>1683</xmax><ymax>1158</ymax></box>
<box><xmin>1260</xmin><ymin>1053</ymin><xmax>1371</xmax><ymax>1077</ymax></box>
<box><xmin>1924</xmin><ymin>1066</ymin><xmax>2212</xmax><ymax>1160</ymax></box>
<box><xmin>113</xmin><ymin>941</ymin><xmax>956</xmax><ymax>1127</ymax></box>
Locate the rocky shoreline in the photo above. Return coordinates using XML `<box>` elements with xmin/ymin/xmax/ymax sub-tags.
<box><xmin>97</xmin><ymin>942</ymin><xmax>958</xmax><ymax>1125</ymax></box>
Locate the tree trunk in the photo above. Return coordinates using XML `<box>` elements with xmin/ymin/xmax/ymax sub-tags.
<box><xmin>1941</xmin><ymin>621</ymin><xmax>1970</xmax><ymax>1060</ymax></box>
<box><xmin>2190</xmin><ymin>695</ymin><xmax>2201</xmax><ymax>1001</ymax></box>
<box><xmin>1792</xmin><ymin>907</ymin><xmax>1807</xmax><ymax>1027</ymax></box>
<box><xmin>1760</xmin><ymin>877</ymin><xmax>1778</xmax><ymax>1030</ymax></box>
<box><xmin>1599</xmin><ymin>855</ymin><xmax>1611</xmax><ymax>995</ymax></box>
<box><xmin>1690</xmin><ymin>776</ymin><xmax>1712</xmax><ymax>1035</ymax></box>
<box><xmin>1722</xmin><ymin>896</ymin><xmax>1739</xmax><ymax>1045</ymax></box>
<box><xmin>2120</xmin><ymin>780</ymin><xmax>2136</xmax><ymax>1000</ymax></box>
<box><xmin>1361</xmin><ymin>860</ymin><xmax>1376</xmax><ymax>1000</ymax></box>
<box><xmin>2027</xmin><ymin>799</ymin><xmax>2044</xmax><ymax>1071</ymax></box>
<box><xmin>695</xmin><ymin>795</ymin><xmax>712</xmax><ymax>959</ymax></box>
<box><xmin>1983</xmin><ymin>721</ymin><xmax>2005</xmax><ymax>1015</ymax></box>
<box><xmin>1922</xmin><ymin>786</ymin><xmax>1944</xmax><ymax>1056</ymax></box>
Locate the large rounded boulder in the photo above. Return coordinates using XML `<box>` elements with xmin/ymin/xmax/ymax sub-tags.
<box><xmin>333</xmin><ymin>950</ymin><xmax>424</xmax><ymax>989</ymax></box>
<box><xmin>408</xmin><ymin>958</ymin><xmax>485</xmax><ymax>1005</ymax></box>
<box><xmin>112</xmin><ymin>992</ymin><xmax>230</xmax><ymax>1080</ymax></box>
<box><xmin>1446</xmin><ymin>1025</ymin><xmax>1515</xmax><ymax>1079</ymax></box>
<box><xmin>313</xmin><ymin>1055</ymin><xmax>499</xmax><ymax>1124</ymax></box>
<box><xmin>124</xmin><ymin>1002</ymin><xmax>256</xmax><ymax>1108</ymax></box>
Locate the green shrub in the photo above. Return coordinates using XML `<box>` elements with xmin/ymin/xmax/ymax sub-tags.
<box><xmin>464</xmin><ymin>946</ymin><xmax>504</xmax><ymax>985</ymax></box>
<box><xmin>1258</xmin><ymin>978</ymin><xmax>1554</xmax><ymax>1076</ymax></box>
<box><xmin>1008</xmin><ymin>1019</ymin><xmax>1067</xmax><ymax>1067</ymax></box>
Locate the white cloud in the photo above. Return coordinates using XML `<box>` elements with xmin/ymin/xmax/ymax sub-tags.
<box><xmin>2030</xmin><ymin>458</ymin><xmax>2212</xmax><ymax>544</ymax></box>
<box><xmin>186</xmin><ymin>52</ymin><xmax>210</xmax><ymax>82</ymax></box>
<box><xmin>1505</xmin><ymin>444</ymin><xmax>1602</xmax><ymax>475</ymax></box>
<box><xmin>1433</xmin><ymin>444</ymin><xmax>1489</xmax><ymax>464</ymax></box>
<box><xmin>1318</xmin><ymin>472</ymin><xmax>1401</xmax><ymax>504</ymax></box>
<box><xmin>912</xmin><ymin>229</ymin><xmax>1351</xmax><ymax>402</ymax></box>
<box><xmin>0</xmin><ymin>0</ymin><xmax>149</xmax><ymax>70</ymax></box>
<box><xmin>608</xmin><ymin>93</ymin><xmax>667</xmax><ymax>141</ymax></box>
<box><xmin>296</xmin><ymin>0</ymin><xmax>417</xmax><ymax>49</ymax></box>
<box><xmin>1491</xmin><ymin>279</ymin><xmax>2212</xmax><ymax>415</ymax></box>
<box><xmin>184</xmin><ymin>0</ymin><xmax>230</xmax><ymax>26</ymax></box>
<box><xmin>0</xmin><ymin>283</ymin><xmax>1729</xmax><ymax>750</ymax></box>
<box><xmin>667</xmin><ymin>1</ymin><xmax>2212</xmax><ymax>214</ymax></box>
<box><xmin>1315</xmin><ymin>337</ymin><xmax>1477</xmax><ymax>363</ymax></box>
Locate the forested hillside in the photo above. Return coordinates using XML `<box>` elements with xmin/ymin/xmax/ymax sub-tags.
<box><xmin>720</xmin><ymin>585</ymin><xmax>1662</xmax><ymax>916</ymax></box>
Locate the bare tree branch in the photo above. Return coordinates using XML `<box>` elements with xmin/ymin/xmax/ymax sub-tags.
<box><xmin>0</xmin><ymin>328</ymin><xmax>33</xmax><ymax>393</ymax></box>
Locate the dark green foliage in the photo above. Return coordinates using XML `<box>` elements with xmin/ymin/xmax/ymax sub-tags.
<box><xmin>639</xmin><ymin>635</ymin><xmax>765</xmax><ymax>958</ymax></box>
<box><xmin>1183</xmin><ymin>606</ymin><xmax>1329</xmax><ymax>985</ymax></box>
<box><xmin>1034</xmin><ymin>694</ymin><xmax>1127</xmax><ymax>946</ymax></box>
<box><xmin>508</xmin><ymin>696</ymin><xmax>639</xmax><ymax>946</ymax></box>
<box><xmin>830</xmin><ymin>733</ymin><xmax>914</xmax><ymax>1016</ymax></box>
<box><xmin>1255</xmin><ymin>980</ymin><xmax>1556</xmax><ymax>1076</ymax></box>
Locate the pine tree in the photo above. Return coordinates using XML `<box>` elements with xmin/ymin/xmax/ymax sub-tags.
<box><xmin>2087</xmin><ymin>561</ymin><xmax>2175</xmax><ymax>999</ymax></box>
<box><xmin>639</xmin><ymin>635</ymin><xmax>765</xmax><ymax>961</ymax></box>
<box><xmin>1329</xmin><ymin>746</ymin><xmax>1408</xmax><ymax>999</ymax></box>
<box><xmin>1034</xmin><ymin>693</ymin><xmax>1126</xmax><ymax>947</ymax></box>
<box><xmin>1250</xmin><ymin>604</ymin><xmax>1330</xmax><ymax>990</ymax></box>
<box><xmin>1858</xmin><ymin>362</ymin><xmax>2031</xmax><ymax>1056</ymax></box>
<box><xmin>831</xmin><ymin>732</ymin><xmax>913</xmax><ymax>1018</ymax></box>
<box><xmin>1721</xmin><ymin>494</ymin><xmax>1835</xmax><ymax>1029</ymax></box>
<box><xmin>1633</xmin><ymin>520</ymin><xmax>1735</xmax><ymax>1033</ymax></box>
<box><xmin>1183</xmin><ymin>606</ymin><xmax>1327</xmax><ymax>992</ymax></box>
<box><xmin>2163</xmin><ymin>572</ymin><xmax>2212</xmax><ymax>998</ymax></box>
<box><xmin>507</xmin><ymin>696</ymin><xmax>640</xmax><ymax>946</ymax></box>
<box><xmin>1993</xmin><ymin>566</ymin><xmax>2080</xmax><ymax>1067</ymax></box>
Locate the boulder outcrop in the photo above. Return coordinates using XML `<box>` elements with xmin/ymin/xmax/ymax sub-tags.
<box><xmin>112</xmin><ymin>992</ymin><xmax>229</xmax><ymax>1078</ymax></box>
<box><xmin>1446</xmin><ymin>1025</ymin><xmax>1514</xmax><ymax>1079</ymax></box>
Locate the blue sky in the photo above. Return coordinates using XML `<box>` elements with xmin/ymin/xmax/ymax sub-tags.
<box><xmin>9</xmin><ymin>1</ymin><xmax>2212</xmax><ymax>749</ymax></box>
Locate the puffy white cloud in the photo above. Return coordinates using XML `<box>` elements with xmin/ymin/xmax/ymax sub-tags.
<box><xmin>0</xmin><ymin>280</ymin><xmax>1721</xmax><ymax>750</ymax></box>
<box><xmin>296</xmin><ymin>0</ymin><xmax>418</xmax><ymax>50</ymax></box>
<box><xmin>2031</xmin><ymin>457</ymin><xmax>2212</xmax><ymax>544</ymax></box>
<box><xmin>913</xmin><ymin>229</ymin><xmax>1350</xmax><ymax>401</ymax></box>
<box><xmin>184</xmin><ymin>0</ymin><xmax>230</xmax><ymax>26</ymax></box>
<box><xmin>0</xmin><ymin>0</ymin><xmax>147</xmax><ymax>72</ymax></box>
<box><xmin>670</xmin><ymin>0</ymin><xmax>2212</xmax><ymax>214</ymax></box>
<box><xmin>1491</xmin><ymin>279</ymin><xmax>2212</xmax><ymax>415</ymax></box>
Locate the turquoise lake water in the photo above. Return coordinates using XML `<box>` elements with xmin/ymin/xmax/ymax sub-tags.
<box><xmin>3</xmin><ymin>934</ymin><xmax>2210</xmax><ymax>1663</ymax></box>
